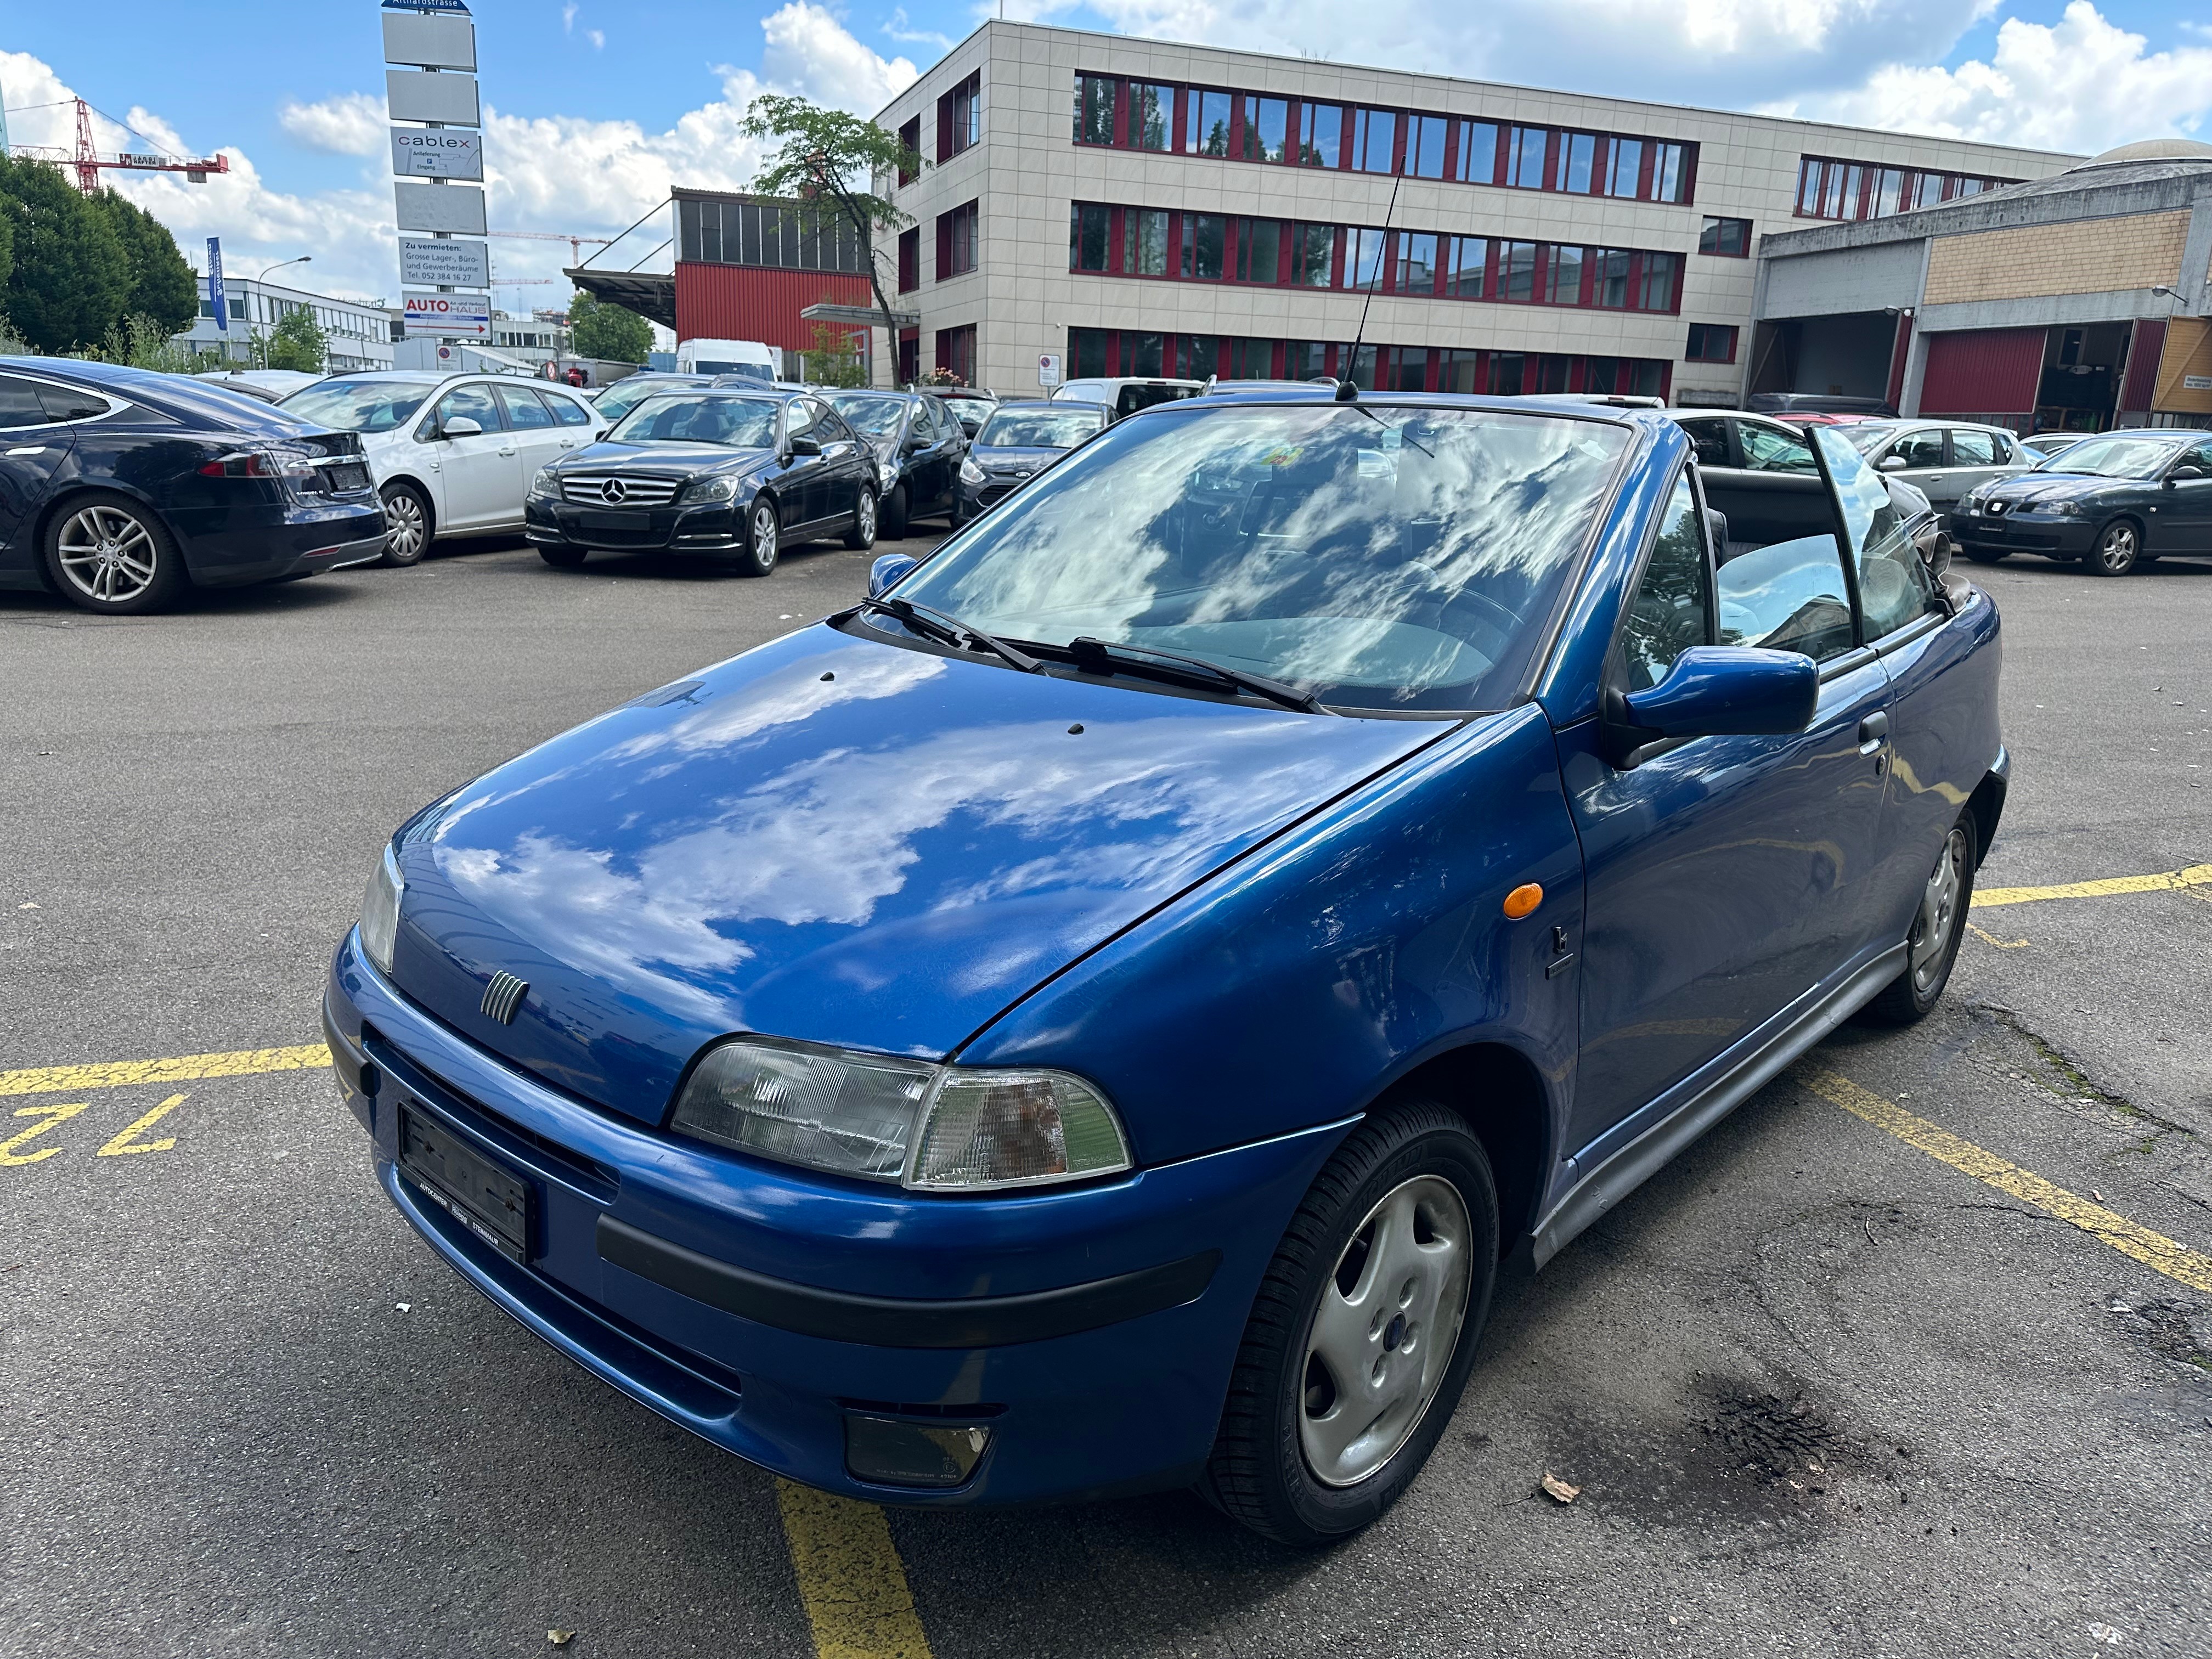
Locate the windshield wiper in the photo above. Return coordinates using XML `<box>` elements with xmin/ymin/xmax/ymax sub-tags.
<box><xmin>856</xmin><ymin>596</ymin><xmax>1043</xmax><ymax>673</ymax></box>
<box><xmin>1064</xmin><ymin>636</ymin><xmax>1331</xmax><ymax>714</ymax></box>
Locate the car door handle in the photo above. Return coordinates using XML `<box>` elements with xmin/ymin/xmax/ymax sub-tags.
<box><xmin>498</xmin><ymin>444</ymin><xmax>518</xmax><ymax>456</ymax></box>
<box><xmin>1858</xmin><ymin>711</ymin><xmax>1889</xmax><ymax>753</ymax></box>
<box><xmin>7</xmin><ymin>445</ymin><xmax>45</xmax><ymax>456</ymax></box>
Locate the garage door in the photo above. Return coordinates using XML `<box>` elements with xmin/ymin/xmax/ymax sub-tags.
<box><xmin>1919</xmin><ymin>328</ymin><xmax>2045</xmax><ymax>415</ymax></box>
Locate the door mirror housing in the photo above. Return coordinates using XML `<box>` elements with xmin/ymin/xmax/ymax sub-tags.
<box><xmin>439</xmin><ymin>416</ymin><xmax>483</xmax><ymax>439</ymax></box>
<box><xmin>787</xmin><ymin>435</ymin><xmax>822</xmax><ymax>458</ymax></box>
<box><xmin>2165</xmin><ymin>463</ymin><xmax>2204</xmax><ymax>483</ymax></box>
<box><xmin>1876</xmin><ymin>454</ymin><xmax>1908</xmax><ymax>472</ymax></box>
<box><xmin>868</xmin><ymin>552</ymin><xmax>919</xmax><ymax>598</ymax></box>
<box><xmin>1618</xmin><ymin>646</ymin><xmax>1819</xmax><ymax>750</ymax></box>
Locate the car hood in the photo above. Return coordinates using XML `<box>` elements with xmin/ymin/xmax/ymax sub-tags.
<box><xmin>557</xmin><ymin>441</ymin><xmax>777</xmax><ymax>477</ymax></box>
<box><xmin>1984</xmin><ymin>471</ymin><xmax>2136</xmax><ymax>503</ymax></box>
<box><xmin>385</xmin><ymin>625</ymin><xmax>1444</xmax><ymax>1124</ymax></box>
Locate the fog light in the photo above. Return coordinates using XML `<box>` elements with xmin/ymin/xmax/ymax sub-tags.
<box><xmin>843</xmin><ymin>1415</ymin><xmax>991</xmax><ymax>1488</ymax></box>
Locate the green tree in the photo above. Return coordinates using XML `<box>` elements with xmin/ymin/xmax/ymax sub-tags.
<box><xmin>91</xmin><ymin>190</ymin><xmax>198</xmax><ymax>335</ymax></box>
<box><xmin>741</xmin><ymin>95</ymin><xmax>924</xmax><ymax>387</ymax></box>
<box><xmin>0</xmin><ymin>156</ymin><xmax>131</xmax><ymax>351</ymax></box>
<box><xmin>266</xmin><ymin>304</ymin><xmax>326</xmax><ymax>373</ymax></box>
<box><xmin>568</xmin><ymin>290</ymin><xmax>651</xmax><ymax>363</ymax></box>
<box><xmin>799</xmin><ymin>319</ymin><xmax>866</xmax><ymax>388</ymax></box>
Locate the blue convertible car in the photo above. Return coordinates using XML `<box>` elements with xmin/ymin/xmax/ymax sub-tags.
<box><xmin>325</xmin><ymin>387</ymin><xmax>2003</xmax><ymax>1544</ymax></box>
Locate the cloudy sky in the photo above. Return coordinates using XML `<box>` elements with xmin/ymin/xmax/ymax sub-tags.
<box><xmin>3</xmin><ymin>1</ymin><xmax>2210</xmax><ymax>313</ymax></box>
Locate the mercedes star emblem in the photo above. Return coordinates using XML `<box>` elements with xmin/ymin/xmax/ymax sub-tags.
<box><xmin>600</xmin><ymin>478</ymin><xmax>628</xmax><ymax>504</ymax></box>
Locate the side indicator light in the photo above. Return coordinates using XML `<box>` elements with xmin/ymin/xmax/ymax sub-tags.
<box><xmin>1503</xmin><ymin>883</ymin><xmax>1543</xmax><ymax>919</ymax></box>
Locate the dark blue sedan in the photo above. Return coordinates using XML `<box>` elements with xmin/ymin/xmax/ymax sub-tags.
<box><xmin>325</xmin><ymin>388</ymin><xmax>2004</xmax><ymax>1543</ymax></box>
<box><xmin>952</xmin><ymin>398</ymin><xmax>1107</xmax><ymax>524</ymax></box>
<box><xmin>0</xmin><ymin>358</ymin><xmax>386</xmax><ymax>614</ymax></box>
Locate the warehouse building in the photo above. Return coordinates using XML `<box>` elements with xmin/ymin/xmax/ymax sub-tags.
<box><xmin>867</xmin><ymin>20</ymin><xmax>2072</xmax><ymax>399</ymax></box>
<box><xmin>1751</xmin><ymin>139</ymin><xmax>2212</xmax><ymax>432</ymax></box>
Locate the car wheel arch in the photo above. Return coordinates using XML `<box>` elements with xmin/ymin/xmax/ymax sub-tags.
<box><xmin>382</xmin><ymin>476</ymin><xmax>438</xmax><ymax>538</ymax></box>
<box><xmin>31</xmin><ymin>483</ymin><xmax>183</xmax><ymax>589</ymax></box>
<box><xmin>1356</xmin><ymin>1040</ymin><xmax>1553</xmax><ymax>1257</ymax></box>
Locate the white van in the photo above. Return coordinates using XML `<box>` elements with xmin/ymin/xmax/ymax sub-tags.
<box><xmin>675</xmin><ymin>338</ymin><xmax>780</xmax><ymax>382</ymax></box>
<box><xmin>1051</xmin><ymin>377</ymin><xmax>1206</xmax><ymax>420</ymax></box>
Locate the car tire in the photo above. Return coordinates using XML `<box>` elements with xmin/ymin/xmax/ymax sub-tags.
<box><xmin>2086</xmin><ymin>518</ymin><xmax>2141</xmax><ymax>577</ymax></box>
<box><xmin>737</xmin><ymin>498</ymin><xmax>780</xmax><ymax>577</ymax></box>
<box><xmin>1201</xmin><ymin>1101</ymin><xmax>1498</xmax><ymax>1547</ymax></box>
<box><xmin>879</xmin><ymin>483</ymin><xmax>909</xmax><ymax>541</ymax></box>
<box><xmin>42</xmin><ymin>490</ymin><xmax>189</xmax><ymax>616</ymax></box>
<box><xmin>1962</xmin><ymin>546</ymin><xmax>2007</xmax><ymax>565</ymax></box>
<box><xmin>1857</xmin><ymin>812</ymin><xmax>1977</xmax><ymax>1028</ymax></box>
<box><xmin>538</xmin><ymin>545</ymin><xmax>588</xmax><ymax>568</ymax></box>
<box><xmin>843</xmin><ymin>488</ymin><xmax>878</xmax><ymax>551</ymax></box>
<box><xmin>379</xmin><ymin>482</ymin><xmax>433</xmax><ymax>567</ymax></box>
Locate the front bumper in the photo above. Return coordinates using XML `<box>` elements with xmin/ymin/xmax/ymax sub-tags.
<box><xmin>1954</xmin><ymin>510</ymin><xmax>2095</xmax><ymax>558</ymax></box>
<box><xmin>524</xmin><ymin>494</ymin><xmax>747</xmax><ymax>554</ymax></box>
<box><xmin>324</xmin><ymin>929</ymin><xmax>1348</xmax><ymax>1507</ymax></box>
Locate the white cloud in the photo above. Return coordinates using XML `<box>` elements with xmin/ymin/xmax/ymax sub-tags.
<box><xmin>277</xmin><ymin>91</ymin><xmax>385</xmax><ymax>157</ymax></box>
<box><xmin>0</xmin><ymin>7</ymin><xmax>916</xmax><ymax>308</ymax></box>
<box><xmin>885</xmin><ymin>7</ymin><xmax>955</xmax><ymax>50</ymax></box>
<box><xmin>588</xmin><ymin>29</ymin><xmax>606</xmax><ymax>50</ymax></box>
<box><xmin>1767</xmin><ymin>3</ymin><xmax>2212</xmax><ymax>154</ymax></box>
<box><xmin>562</xmin><ymin>2</ymin><xmax>579</xmax><ymax>32</ymax></box>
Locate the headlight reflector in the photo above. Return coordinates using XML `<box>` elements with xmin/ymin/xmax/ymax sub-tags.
<box><xmin>670</xmin><ymin>1039</ymin><xmax>1132</xmax><ymax>1190</ymax></box>
<box><xmin>958</xmin><ymin>457</ymin><xmax>986</xmax><ymax>486</ymax></box>
<box><xmin>528</xmin><ymin>467</ymin><xmax>556</xmax><ymax>499</ymax></box>
<box><xmin>360</xmin><ymin>844</ymin><xmax>403</xmax><ymax>975</ymax></box>
<box><xmin>680</xmin><ymin>475</ymin><xmax>738</xmax><ymax>503</ymax></box>
<box><xmin>2050</xmin><ymin>499</ymin><xmax>2085</xmax><ymax>516</ymax></box>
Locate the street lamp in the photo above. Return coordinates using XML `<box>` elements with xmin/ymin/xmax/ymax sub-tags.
<box><xmin>257</xmin><ymin>255</ymin><xmax>312</xmax><ymax>283</ymax></box>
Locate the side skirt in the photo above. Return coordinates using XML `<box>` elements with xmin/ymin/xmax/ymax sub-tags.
<box><xmin>1530</xmin><ymin>943</ymin><xmax>1908</xmax><ymax>1268</ymax></box>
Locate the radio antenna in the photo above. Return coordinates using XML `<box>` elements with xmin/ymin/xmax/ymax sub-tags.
<box><xmin>1338</xmin><ymin>167</ymin><xmax>1404</xmax><ymax>403</ymax></box>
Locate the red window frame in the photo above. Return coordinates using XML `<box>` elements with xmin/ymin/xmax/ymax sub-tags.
<box><xmin>1685</xmin><ymin>322</ymin><xmax>1738</xmax><ymax>364</ymax></box>
<box><xmin>1697</xmin><ymin>216</ymin><xmax>1751</xmax><ymax>257</ymax></box>
<box><xmin>935</xmin><ymin>324</ymin><xmax>975</xmax><ymax>387</ymax></box>
<box><xmin>896</xmin><ymin>117</ymin><xmax>921</xmax><ymax>187</ymax></box>
<box><xmin>938</xmin><ymin>72</ymin><xmax>980</xmax><ymax>160</ymax></box>
<box><xmin>897</xmin><ymin>226</ymin><xmax>919</xmax><ymax>292</ymax></box>
<box><xmin>935</xmin><ymin>201</ymin><xmax>978</xmax><ymax>280</ymax></box>
<box><xmin>1796</xmin><ymin>155</ymin><xmax>2017</xmax><ymax>221</ymax></box>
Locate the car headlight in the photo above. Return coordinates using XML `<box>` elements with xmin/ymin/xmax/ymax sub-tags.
<box><xmin>2050</xmin><ymin>499</ymin><xmax>2085</xmax><ymax>517</ymax></box>
<box><xmin>670</xmin><ymin>1037</ymin><xmax>1133</xmax><ymax>1192</ymax></box>
<box><xmin>359</xmin><ymin>844</ymin><xmax>403</xmax><ymax>975</ymax></box>
<box><xmin>958</xmin><ymin>457</ymin><xmax>986</xmax><ymax>486</ymax></box>
<box><xmin>528</xmin><ymin>467</ymin><xmax>556</xmax><ymax>499</ymax></box>
<box><xmin>680</xmin><ymin>475</ymin><xmax>738</xmax><ymax>504</ymax></box>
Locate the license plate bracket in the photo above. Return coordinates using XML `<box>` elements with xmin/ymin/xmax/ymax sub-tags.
<box><xmin>398</xmin><ymin>1104</ymin><xmax>535</xmax><ymax>1263</ymax></box>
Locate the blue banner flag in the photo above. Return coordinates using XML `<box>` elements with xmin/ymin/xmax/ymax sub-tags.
<box><xmin>206</xmin><ymin>238</ymin><xmax>228</xmax><ymax>334</ymax></box>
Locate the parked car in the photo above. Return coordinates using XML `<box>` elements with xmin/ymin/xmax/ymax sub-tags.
<box><xmin>193</xmin><ymin>368</ymin><xmax>325</xmax><ymax>404</ymax></box>
<box><xmin>1955</xmin><ymin>427</ymin><xmax>2212</xmax><ymax>575</ymax></box>
<box><xmin>931</xmin><ymin>386</ymin><xmax>1000</xmax><ymax>437</ymax></box>
<box><xmin>523</xmin><ymin>388</ymin><xmax>875</xmax><ymax>575</ymax></box>
<box><xmin>1052</xmin><ymin>376</ymin><xmax>1208</xmax><ymax>420</ymax></box>
<box><xmin>674</xmin><ymin>338</ymin><xmax>780</xmax><ymax>381</ymax></box>
<box><xmin>1667</xmin><ymin>410</ymin><xmax>1937</xmax><ymax>552</ymax></box>
<box><xmin>328</xmin><ymin>385</ymin><xmax>2002</xmax><ymax>1545</ymax></box>
<box><xmin>2022</xmin><ymin>432</ymin><xmax>2090</xmax><ymax>463</ymax></box>
<box><xmin>0</xmin><ymin>357</ymin><xmax>384</xmax><ymax>615</ymax></box>
<box><xmin>953</xmin><ymin>398</ymin><xmax>1107</xmax><ymax>523</ymax></box>
<box><xmin>281</xmin><ymin>372</ymin><xmax>606</xmax><ymax>566</ymax></box>
<box><xmin>1747</xmin><ymin>391</ymin><xmax>1897</xmax><ymax>417</ymax></box>
<box><xmin>592</xmin><ymin>374</ymin><xmax>713</xmax><ymax>425</ymax></box>
<box><xmin>824</xmin><ymin>390</ymin><xmax>968</xmax><ymax>538</ymax></box>
<box><xmin>1834</xmin><ymin>420</ymin><xmax>2033</xmax><ymax>527</ymax></box>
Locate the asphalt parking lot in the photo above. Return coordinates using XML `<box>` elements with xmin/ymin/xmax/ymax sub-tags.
<box><xmin>3</xmin><ymin>534</ymin><xmax>2209</xmax><ymax>1658</ymax></box>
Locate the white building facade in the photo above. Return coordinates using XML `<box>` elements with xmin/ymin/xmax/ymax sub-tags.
<box><xmin>176</xmin><ymin>277</ymin><xmax>396</xmax><ymax>373</ymax></box>
<box><xmin>874</xmin><ymin>22</ymin><xmax>2075</xmax><ymax>402</ymax></box>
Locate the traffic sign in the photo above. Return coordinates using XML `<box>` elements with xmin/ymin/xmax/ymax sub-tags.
<box><xmin>1038</xmin><ymin>353</ymin><xmax>1063</xmax><ymax>387</ymax></box>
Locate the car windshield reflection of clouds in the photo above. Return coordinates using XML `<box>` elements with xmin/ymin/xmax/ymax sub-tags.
<box><xmin>2046</xmin><ymin>436</ymin><xmax>2184</xmax><ymax>478</ymax></box>
<box><xmin>827</xmin><ymin>394</ymin><xmax>907</xmax><ymax>436</ymax></box>
<box><xmin>890</xmin><ymin>404</ymin><xmax>1629</xmax><ymax>712</ymax></box>
<box><xmin>612</xmin><ymin>395</ymin><xmax>779</xmax><ymax>448</ymax></box>
<box><xmin>980</xmin><ymin>411</ymin><xmax>1102</xmax><ymax>448</ymax></box>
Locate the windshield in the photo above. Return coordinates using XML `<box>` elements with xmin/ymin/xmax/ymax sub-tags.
<box><xmin>887</xmin><ymin>403</ymin><xmax>1629</xmax><ymax>713</ymax></box>
<box><xmin>595</xmin><ymin>378</ymin><xmax>696</xmax><ymax>422</ymax></box>
<box><xmin>608</xmin><ymin>394</ymin><xmax>780</xmax><ymax>448</ymax></box>
<box><xmin>2040</xmin><ymin>435</ymin><xmax>2183</xmax><ymax>478</ymax></box>
<box><xmin>279</xmin><ymin>380</ymin><xmax>433</xmax><ymax>434</ymax></box>
<box><xmin>827</xmin><ymin>393</ymin><xmax>907</xmax><ymax>437</ymax></box>
<box><xmin>1840</xmin><ymin>423</ymin><xmax>1901</xmax><ymax>453</ymax></box>
<box><xmin>978</xmin><ymin>409</ymin><xmax>1102</xmax><ymax>449</ymax></box>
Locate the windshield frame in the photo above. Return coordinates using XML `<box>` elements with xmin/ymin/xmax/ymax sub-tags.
<box><xmin>605</xmin><ymin>392</ymin><xmax>783</xmax><ymax>449</ymax></box>
<box><xmin>862</xmin><ymin>394</ymin><xmax>1642</xmax><ymax>719</ymax></box>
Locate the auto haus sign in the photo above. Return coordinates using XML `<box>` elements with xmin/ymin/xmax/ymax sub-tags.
<box><xmin>391</xmin><ymin>127</ymin><xmax>482</xmax><ymax>179</ymax></box>
<box><xmin>402</xmin><ymin>289</ymin><xmax>491</xmax><ymax>339</ymax></box>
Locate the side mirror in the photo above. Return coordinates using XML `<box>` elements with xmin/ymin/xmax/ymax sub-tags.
<box><xmin>1618</xmin><ymin>646</ymin><xmax>1819</xmax><ymax>749</ymax></box>
<box><xmin>1876</xmin><ymin>454</ymin><xmax>1907</xmax><ymax>472</ymax></box>
<box><xmin>2166</xmin><ymin>464</ymin><xmax>2204</xmax><ymax>483</ymax></box>
<box><xmin>868</xmin><ymin>552</ymin><xmax>919</xmax><ymax>599</ymax></box>
<box><xmin>440</xmin><ymin>416</ymin><xmax>483</xmax><ymax>439</ymax></box>
<box><xmin>787</xmin><ymin>435</ymin><xmax>822</xmax><ymax>458</ymax></box>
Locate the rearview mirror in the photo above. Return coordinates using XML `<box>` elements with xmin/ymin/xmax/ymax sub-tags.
<box><xmin>1618</xmin><ymin>646</ymin><xmax>1819</xmax><ymax>751</ymax></box>
<box><xmin>1876</xmin><ymin>454</ymin><xmax>1907</xmax><ymax>472</ymax></box>
<box><xmin>868</xmin><ymin>552</ymin><xmax>919</xmax><ymax>598</ymax></box>
<box><xmin>787</xmin><ymin>435</ymin><xmax>822</xmax><ymax>457</ymax></box>
<box><xmin>440</xmin><ymin>416</ymin><xmax>483</xmax><ymax>438</ymax></box>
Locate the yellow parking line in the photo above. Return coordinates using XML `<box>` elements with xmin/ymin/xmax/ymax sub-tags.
<box><xmin>0</xmin><ymin>1045</ymin><xmax>331</xmax><ymax>1098</ymax></box>
<box><xmin>775</xmin><ymin>1480</ymin><xmax>934</xmax><ymax>1659</ymax></box>
<box><xmin>1802</xmin><ymin>1068</ymin><xmax>2212</xmax><ymax>1294</ymax></box>
<box><xmin>1973</xmin><ymin>863</ymin><xmax>2212</xmax><ymax>909</ymax></box>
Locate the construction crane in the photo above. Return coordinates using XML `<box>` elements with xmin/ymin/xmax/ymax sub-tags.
<box><xmin>4</xmin><ymin>97</ymin><xmax>229</xmax><ymax>194</ymax></box>
<box><xmin>487</xmin><ymin>230</ymin><xmax>613</xmax><ymax>266</ymax></box>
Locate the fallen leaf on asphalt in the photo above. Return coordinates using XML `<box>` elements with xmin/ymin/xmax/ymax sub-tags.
<box><xmin>549</xmin><ymin>1632</ymin><xmax>575</xmax><ymax>1647</ymax></box>
<box><xmin>2086</xmin><ymin>1622</ymin><xmax>2124</xmax><ymax>1645</ymax></box>
<box><xmin>1539</xmin><ymin>1472</ymin><xmax>1581</xmax><ymax>1504</ymax></box>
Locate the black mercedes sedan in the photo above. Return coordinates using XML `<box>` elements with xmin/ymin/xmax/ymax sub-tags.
<box><xmin>952</xmin><ymin>398</ymin><xmax>1107</xmax><ymax>524</ymax></box>
<box><xmin>524</xmin><ymin>389</ymin><xmax>875</xmax><ymax>575</ymax></box>
<box><xmin>823</xmin><ymin>390</ymin><xmax>967</xmax><ymax>539</ymax></box>
<box><xmin>1956</xmin><ymin>427</ymin><xmax>2212</xmax><ymax>577</ymax></box>
<box><xmin>0</xmin><ymin>358</ymin><xmax>385</xmax><ymax>615</ymax></box>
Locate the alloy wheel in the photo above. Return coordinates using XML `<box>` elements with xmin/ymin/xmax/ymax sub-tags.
<box><xmin>751</xmin><ymin>503</ymin><xmax>779</xmax><ymax>571</ymax></box>
<box><xmin>55</xmin><ymin>503</ymin><xmax>159</xmax><ymax>604</ymax></box>
<box><xmin>2094</xmin><ymin>522</ymin><xmax>2137</xmax><ymax>575</ymax></box>
<box><xmin>1909</xmin><ymin>825</ymin><xmax>1970</xmax><ymax>993</ymax></box>
<box><xmin>1299</xmin><ymin>1174</ymin><xmax>1473</xmax><ymax>1487</ymax></box>
<box><xmin>856</xmin><ymin>490</ymin><xmax>876</xmax><ymax>542</ymax></box>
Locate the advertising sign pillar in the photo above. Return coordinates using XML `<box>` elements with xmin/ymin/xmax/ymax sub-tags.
<box><xmin>383</xmin><ymin>0</ymin><xmax>484</xmax><ymax>348</ymax></box>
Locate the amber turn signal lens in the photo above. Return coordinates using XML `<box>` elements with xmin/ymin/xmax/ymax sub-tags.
<box><xmin>1503</xmin><ymin>883</ymin><xmax>1543</xmax><ymax>919</ymax></box>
